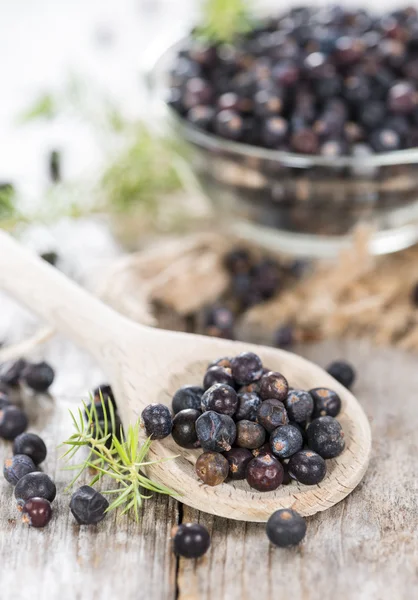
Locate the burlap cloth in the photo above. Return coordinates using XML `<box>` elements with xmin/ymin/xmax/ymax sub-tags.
<box><xmin>2</xmin><ymin>227</ymin><xmax>418</xmax><ymax>362</ymax></box>
<box><xmin>96</xmin><ymin>228</ymin><xmax>418</xmax><ymax>351</ymax></box>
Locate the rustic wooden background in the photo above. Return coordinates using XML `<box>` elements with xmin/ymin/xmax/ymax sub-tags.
<box><xmin>0</xmin><ymin>223</ymin><xmax>418</xmax><ymax>600</ymax></box>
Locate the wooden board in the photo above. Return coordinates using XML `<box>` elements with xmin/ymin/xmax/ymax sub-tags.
<box><xmin>1</xmin><ymin>335</ymin><xmax>418</xmax><ymax>599</ymax></box>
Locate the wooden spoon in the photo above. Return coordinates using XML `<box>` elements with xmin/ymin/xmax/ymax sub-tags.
<box><xmin>0</xmin><ymin>231</ymin><xmax>371</xmax><ymax>522</ymax></box>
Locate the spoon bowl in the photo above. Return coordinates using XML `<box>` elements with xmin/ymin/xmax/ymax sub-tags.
<box><xmin>0</xmin><ymin>231</ymin><xmax>371</xmax><ymax>521</ymax></box>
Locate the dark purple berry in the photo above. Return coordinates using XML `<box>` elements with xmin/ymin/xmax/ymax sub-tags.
<box><xmin>231</xmin><ymin>352</ymin><xmax>263</xmax><ymax>386</ymax></box>
<box><xmin>171</xmin><ymin>409</ymin><xmax>201</xmax><ymax>449</ymax></box>
<box><xmin>259</xmin><ymin>371</ymin><xmax>288</xmax><ymax>402</ymax></box>
<box><xmin>252</xmin><ymin>442</ymin><xmax>272</xmax><ymax>458</ymax></box>
<box><xmin>281</xmin><ymin>460</ymin><xmax>291</xmax><ymax>484</ymax></box>
<box><xmin>15</xmin><ymin>472</ymin><xmax>56</xmax><ymax>503</ymax></box>
<box><xmin>204</xmin><ymin>306</ymin><xmax>234</xmax><ymax>334</ymax></box>
<box><xmin>0</xmin><ymin>391</ymin><xmax>10</xmax><ymax>409</ymax></box>
<box><xmin>274</xmin><ymin>325</ymin><xmax>294</xmax><ymax>348</ymax></box>
<box><xmin>0</xmin><ymin>359</ymin><xmax>27</xmax><ymax>387</ymax></box>
<box><xmin>288</xmin><ymin>450</ymin><xmax>326</xmax><ymax>485</ymax></box>
<box><xmin>239</xmin><ymin>381</ymin><xmax>261</xmax><ymax>395</ymax></box>
<box><xmin>201</xmin><ymin>383</ymin><xmax>238</xmax><ymax>416</ymax></box>
<box><xmin>141</xmin><ymin>404</ymin><xmax>172</xmax><ymax>439</ymax></box>
<box><xmin>70</xmin><ymin>485</ymin><xmax>109</xmax><ymax>524</ymax></box>
<box><xmin>370</xmin><ymin>128</ymin><xmax>401</xmax><ymax>152</ymax></box>
<box><xmin>254</xmin><ymin>89</ymin><xmax>284</xmax><ymax>117</ymax></box>
<box><xmin>21</xmin><ymin>497</ymin><xmax>52</xmax><ymax>528</ymax></box>
<box><xmin>172</xmin><ymin>385</ymin><xmax>204</xmax><ymax>414</ymax></box>
<box><xmin>183</xmin><ymin>77</ymin><xmax>212</xmax><ymax>109</ymax></box>
<box><xmin>285</xmin><ymin>390</ymin><xmax>314</xmax><ymax>423</ymax></box>
<box><xmin>90</xmin><ymin>414</ymin><xmax>123</xmax><ymax>448</ymax></box>
<box><xmin>223</xmin><ymin>447</ymin><xmax>253</xmax><ymax>480</ymax></box>
<box><xmin>203</xmin><ymin>366</ymin><xmax>235</xmax><ymax>390</ymax></box>
<box><xmin>272</xmin><ymin>61</ymin><xmax>299</xmax><ymax>86</ymax></box>
<box><xmin>93</xmin><ymin>384</ymin><xmax>115</xmax><ymax>407</ymax></box>
<box><xmin>195</xmin><ymin>411</ymin><xmax>236</xmax><ymax>452</ymax></box>
<box><xmin>306</xmin><ymin>416</ymin><xmax>345</xmax><ymax>459</ymax></box>
<box><xmin>195</xmin><ymin>451</ymin><xmax>229</xmax><ymax>486</ymax></box>
<box><xmin>0</xmin><ymin>405</ymin><xmax>28</xmax><ymax>440</ymax></box>
<box><xmin>188</xmin><ymin>105</ymin><xmax>215</xmax><ymax>130</ymax></box>
<box><xmin>235</xmin><ymin>392</ymin><xmax>262</xmax><ymax>421</ymax></box>
<box><xmin>246</xmin><ymin>454</ymin><xmax>284</xmax><ymax>491</ymax></box>
<box><xmin>3</xmin><ymin>454</ymin><xmax>37</xmax><ymax>485</ymax></box>
<box><xmin>290</xmin><ymin>128</ymin><xmax>319</xmax><ymax>154</ymax></box>
<box><xmin>172</xmin><ymin>523</ymin><xmax>210</xmax><ymax>559</ymax></box>
<box><xmin>358</xmin><ymin>101</ymin><xmax>386</xmax><ymax>130</ymax></box>
<box><xmin>388</xmin><ymin>81</ymin><xmax>417</xmax><ymax>114</ymax></box>
<box><xmin>223</xmin><ymin>248</ymin><xmax>251</xmax><ymax>275</ymax></box>
<box><xmin>85</xmin><ymin>394</ymin><xmax>115</xmax><ymax>422</ymax></box>
<box><xmin>235</xmin><ymin>420</ymin><xmax>266</xmax><ymax>449</ymax></box>
<box><xmin>266</xmin><ymin>509</ymin><xmax>306</xmax><ymax>547</ymax></box>
<box><xmin>21</xmin><ymin>361</ymin><xmax>55</xmax><ymax>392</ymax></box>
<box><xmin>310</xmin><ymin>388</ymin><xmax>342</xmax><ymax>418</ymax></box>
<box><xmin>270</xmin><ymin>424</ymin><xmax>303</xmax><ymax>459</ymax></box>
<box><xmin>208</xmin><ymin>357</ymin><xmax>232</xmax><ymax>369</ymax></box>
<box><xmin>257</xmin><ymin>399</ymin><xmax>289</xmax><ymax>433</ymax></box>
<box><xmin>250</xmin><ymin>258</ymin><xmax>281</xmax><ymax>299</ymax></box>
<box><xmin>13</xmin><ymin>433</ymin><xmax>47</xmax><ymax>465</ymax></box>
<box><xmin>326</xmin><ymin>360</ymin><xmax>355</xmax><ymax>389</ymax></box>
<box><xmin>261</xmin><ymin>116</ymin><xmax>289</xmax><ymax>147</ymax></box>
<box><xmin>215</xmin><ymin>110</ymin><xmax>243</xmax><ymax>140</ymax></box>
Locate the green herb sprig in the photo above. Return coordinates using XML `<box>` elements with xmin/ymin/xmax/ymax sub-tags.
<box><xmin>197</xmin><ymin>0</ymin><xmax>252</xmax><ymax>43</ymax></box>
<box><xmin>61</xmin><ymin>397</ymin><xmax>178</xmax><ymax>521</ymax></box>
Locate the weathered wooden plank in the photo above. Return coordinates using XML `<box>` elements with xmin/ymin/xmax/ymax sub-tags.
<box><xmin>0</xmin><ymin>337</ymin><xmax>179</xmax><ymax>600</ymax></box>
<box><xmin>177</xmin><ymin>340</ymin><xmax>418</xmax><ymax>600</ymax></box>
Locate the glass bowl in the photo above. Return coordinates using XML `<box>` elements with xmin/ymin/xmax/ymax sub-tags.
<box><xmin>150</xmin><ymin>40</ymin><xmax>418</xmax><ymax>258</ymax></box>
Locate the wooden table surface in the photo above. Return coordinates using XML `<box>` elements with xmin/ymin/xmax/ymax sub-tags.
<box><xmin>0</xmin><ymin>222</ymin><xmax>417</xmax><ymax>599</ymax></box>
<box><xmin>1</xmin><ymin>335</ymin><xmax>417</xmax><ymax>600</ymax></box>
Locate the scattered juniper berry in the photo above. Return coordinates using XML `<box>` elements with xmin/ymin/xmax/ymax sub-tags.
<box><xmin>13</xmin><ymin>433</ymin><xmax>47</xmax><ymax>465</ymax></box>
<box><xmin>15</xmin><ymin>472</ymin><xmax>56</xmax><ymax>503</ymax></box>
<box><xmin>266</xmin><ymin>509</ymin><xmax>307</xmax><ymax>547</ymax></box>
<box><xmin>21</xmin><ymin>497</ymin><xmax>52</xmax><ymax>528</ymax></box>
<box><xmin>4</xmin><ymin>454</ymin><xmax>37</xmax><ymax>485</ymax></box>
<box><xmin>70</xmin><ymin>486</ymin><xmax>109</xmax><ymax>525</ymax></box>
<box><xmin>22</xmin><ymin>361</ymin><xmax>55</xmax><ymax>393</ymax></box>
<box><xmin>0</xmin><ymin>358</ymin><xmax>27</xmax><ymax>387</ymax></box>
<box><xmin>326</xmin><ymin>360</ymin><xmax>356</xmax><ymax>389</ymax></box>
<box><xmin>172</xmin><ymin>523</ymin><xmax>211</xmax><ymax>559</ymax></box>
<box><xmin>0</xmin><ymin>405</ymin><xmax>28</xmax><ymax>440</ymax></box>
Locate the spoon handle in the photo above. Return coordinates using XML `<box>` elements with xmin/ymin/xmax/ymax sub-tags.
<box><xmin>0</xmin><ymin>230</ymin><xmax>127</xmax><ymax>358</ymax></box>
